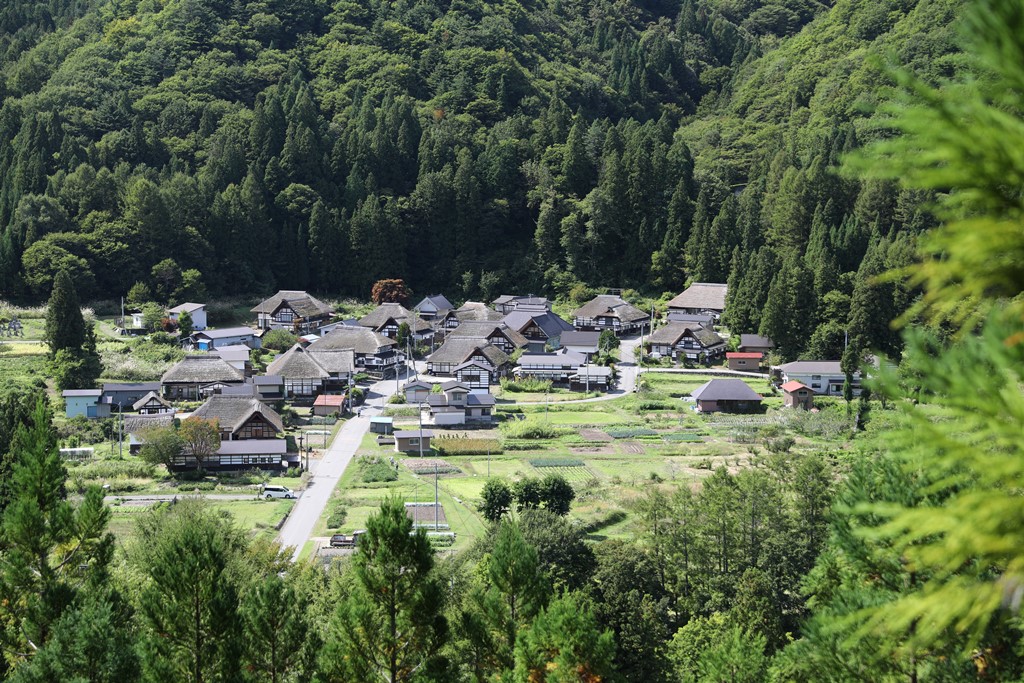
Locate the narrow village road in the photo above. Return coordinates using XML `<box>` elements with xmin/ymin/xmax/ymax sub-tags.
<box><xmin>278</xmin><ymin>368</ymin><xmax>409</xmax><ymax>560</ymax></box>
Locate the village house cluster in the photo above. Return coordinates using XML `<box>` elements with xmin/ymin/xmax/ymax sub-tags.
<box><xmin>64</xmin><ymin>284</ymin><xmax>863</xmax><ymax>469</ymax></box>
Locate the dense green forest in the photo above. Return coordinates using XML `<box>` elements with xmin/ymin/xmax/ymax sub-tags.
<box><xmin>0</xmin><ymin>0</ymin><xmax>962</xmax><ymax>360</ymax></box>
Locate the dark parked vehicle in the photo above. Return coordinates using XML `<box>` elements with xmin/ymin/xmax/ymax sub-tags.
<box><xmin>329</xmin><ymin>530</ymin><xmax>365</xmax><ymax>548</ymax></box>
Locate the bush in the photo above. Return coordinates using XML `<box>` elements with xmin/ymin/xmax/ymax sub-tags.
<box><xmin>500</xmin><ymin>419</ymin><xmax>573</xmax><ymax>440</ymax></box>
<box><xmin>178</xmin><ymin>481</ymin><xmax>217</xmax><ymax>491</ymax></box>
<box><xmin>357</xmin><ymin>456</ymin><xmax>398</xmax><ymax>482</ymax></box>
<box><xmin>262</xmin><ymin>329</ymin><xmax>298</xmax><ymax>351</ymax></box>
<box><xmin>326</xmin><ymin>501</ymin><xmax>348</xmax><ymax>529</ymax></box>
<box><xmin>499</xmin><ymin>376</ymin><xmax>554</xmax><ymax>393</ymax></box>
<box><xmin>388</xmin><ymin>394</ymin><xmax>407</xmax><ymax>404</ymax></box>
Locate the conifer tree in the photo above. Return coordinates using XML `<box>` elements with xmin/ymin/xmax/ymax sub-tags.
<box><xmin>0</xmin><ymin>400</ymin><xmax>113</xmax><ymax>666</ymax></box>
<box><xmin>44</xmin><ymin>269</ymin><xmax>84</xmax><ymax>358</ymax></box>
<box><xmin>320</xmin><ymin>497</ymin><xmax>447</xmax><ymax>683</ymax></box>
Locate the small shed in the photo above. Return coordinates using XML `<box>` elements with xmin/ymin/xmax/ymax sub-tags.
<box><xmin>62</xmin><ymin>390</ymin><xmax>109</xmax><ymax>419</ymax></box>
<box><xmin>781</xmin><ymin>380</ymin><xmax>814</xmax><ymax>410</ymax></box>
<box><xmin>394</xmin><ymin>429</ymin><xmax>434</xmax><ymax>454</ymax></box>
<box><xmin>370</xmin><ymin>416</ymin><xmax>394</xmax><ymax>434</ymax></box>
<box><xmin>726</xmin><ymin>352</ymin><xmax>763</xmax><ymax>371</ymax></box>
<box><xmin>312</xmin><ymin>393</ymin><xmax>346</xmax><ymax>416</ymax></box>
<box><xmin>691</xmin><ymin>379</ymin><xmax>763</xmax><ymax>413</ymax></box>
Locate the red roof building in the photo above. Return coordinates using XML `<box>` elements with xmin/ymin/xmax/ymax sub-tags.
<box><xmin>312</xmin><ymin>393</ymin><xmax>347</xmax><ymax>416</ymax></box>
<box><xmin>781</xmin><ymin>381</ymin><xmax>813</xmax><ymax>410</ymax></box>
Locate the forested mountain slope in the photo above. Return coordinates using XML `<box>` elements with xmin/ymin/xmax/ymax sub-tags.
<box><xmin>0</xmin><ymin>0</ymin><xmax>963</xmax><ymax>357</ymax></box>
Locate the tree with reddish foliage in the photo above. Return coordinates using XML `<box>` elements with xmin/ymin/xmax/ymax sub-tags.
<box><xmin>371</xmin><ymin>279</ymin><xmax>410</xmax><ymax>305</ymax></box>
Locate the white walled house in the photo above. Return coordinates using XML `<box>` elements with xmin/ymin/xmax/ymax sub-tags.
<box><xmin>168</xmin><ymin>302</ymin><xmax>207</xmax><ymax>330</ymax></box>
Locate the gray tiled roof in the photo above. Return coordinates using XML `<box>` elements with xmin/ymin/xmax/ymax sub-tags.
<box><xmin>251</xmin><ymin>290</ymin><xmax>334</xmax><ymax>318</ymax></box>
<box><xmin>778</xmin><ymin>360</ymin><xmax>845</xmax><ymax>375</ymax></box>
<box><xmin>191</xmin><ymin>395</ymin><xmax>285</xmax><ymax>434</ymax></box>
<box><xmin>691</xmin><ymin>379</ymin><xmax>762</xmax><ymax>402</ymax></box>
<box><xmin>168</xmin><ymin>302</ymin><xmax>205</xmax><ymax>314</ymax></box>
<box><xmin>415</xmin><ymin>295</ymin><xmax>454</xmax><ymax>311</ymax></box>
<box><xmin>560</xmin><ymin>331</ymin><xmax>601</xmax><ymax>347</ymax></box>
<box><xmin>667</xmin><ymin>283</ymin><xmax>728</xmax><ymax>311</ymax></box>
<box><xmin>517</xmin><ymin>350</ymin><xmax>587</xmax><ymax>367</ymax></box>
<box><xmin>502</xmin><ymin>310</ymin><xmax>574</xmax><ymax>339</ymax></box>
<box><xmin>162</xmin><ymin>356</ymin><xmax>244</xmax><ymax>384</ymax></box>
<box><xmin>309</xmin><ymin>326</ymin><xmax>396</xmax><ymax>354</ymax></box>
<box><xmin>739</xmin><ymin>334</ymin><xmax>775</xmax><ymax>350</ymax></box>
<box><xmin>428</xmin><ymin>338</ymin><xmax>510</xmax><ymax>367</ymax></box>
<box><xmin>572</xmin><ymin>295</ymin><xmax>649</xmax><ymax>323</ymax></box>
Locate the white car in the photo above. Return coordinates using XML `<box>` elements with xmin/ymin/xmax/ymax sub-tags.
<box><xmin>261</xmin><ymin>485</ymin><xmax>296</xmax><ymax>500</ymax></box>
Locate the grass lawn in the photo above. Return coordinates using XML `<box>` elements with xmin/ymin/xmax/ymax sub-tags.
<box><xmin>538</xmin><ymin>411</ymin><xmax>626</xmax><ymax>425</ymax></box>
<box><xmin>106</xmin><ymin>498</ymin><xmax>294</xmax><ymax>545</ymax></box>
<box><xmin>493</xmin><ymin>389</ymin><xmax>598</xmax><ymax>403</ymax></box>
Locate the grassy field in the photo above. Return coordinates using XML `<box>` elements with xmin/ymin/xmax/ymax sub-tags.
<box><xmin>316</xmin><ymin>376</ymin><xmax>860</xmax><ymax>549</ymax></box>
<box><xmin>0</xmin><ymin>344</ymin><xmax>48</xmax><ymax>390</ymax></box>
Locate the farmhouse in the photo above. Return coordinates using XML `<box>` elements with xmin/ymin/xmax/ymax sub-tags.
<box><xmin>427</xmin><ymin>338</ymin><xmax>510</xmax><ymax>382</ymax></box>
<box><xmin>439</xmin><ymin>302</ymin><xmax>503</xmax><ymax>330</ymax></box>
<box><xmin>667</xmin><ymin>283</ymin><xmax>728</xmax><ymax>319</ymax></box>
<box><xmin>502</xmin><ymin>305</ymin><xmax>574</xmax><ymax>352</ymax></box>
<box><xmin>514</xmin><ymin>350</ymin><xmax>588</xmax><ymax>384</ymax></box>
<box><xmin>571</xmin><ymin>295</ymin><xmax>649</xmax><ymax>334</ymax></box>
<box><xmin>252</xmin><ymin>290</ymin><xmax>334</xmax><ymax>333</ymax></box>
<box><xmin>161</xmin><ymin>355</ymin><xmax>245</xmax><ymax>400</ymax></box>
<box><xmin>309</xmin><ymin>326</ymin><xmax>402</xmax><ymax>378</ymax></box>
<box><xmin>167</xmin><ymin>302</ymin><xmax>207</xmax><ymax>330</ymax></box>
<box><xmin>648</xmin><ymin>323</ymin><xmax>726</xmax><ymax>362</ymax></box>
<box><xmin>775</xmin><ymin>360</ymin><xmax>860</xmax><ymax>397</ymax></box>
<box><xmin>691</xmin><ymin>379</ymin><xmax>763</xmax><ymax>413</ymax></box>
<box><xmin>358</xmin><ymin>303</ymin><xmax>434</xmax><ymax>342</ymax></box>
<box><xmin>265</xmin><ymin>344</ymin><xmax>355</xmax><ymax>398</ymax></box>
<box><xmin>177</xmin><ymin>395</ymin><xmax>294</xmax><ymax>471</ymax></box>
<box><xmin>446</xmin><ymin>321</ymin><xmax>529</xmax><ymax>355</ymax></box>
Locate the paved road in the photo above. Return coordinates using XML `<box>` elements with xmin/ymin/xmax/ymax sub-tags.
<box><xmin>102</xmin><ymin>493</ymin><xmax>259</xmax><ymax>506</ymax></box>
<box><xmin>278</xmin><ymin>368</ymin><xmax>410</xmax><ymax>560</ymax></box>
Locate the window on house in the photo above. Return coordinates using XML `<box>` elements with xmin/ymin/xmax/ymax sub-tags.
<box><xmin>812</xmin><ymin>374</ymin><xmax>821</xmax><ymax>380</ymax></box>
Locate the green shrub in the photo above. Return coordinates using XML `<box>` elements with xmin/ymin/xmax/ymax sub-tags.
<box><xmin>388</xmin><ymin>394</ymin><xmax>407</xmax><ymax>404</ymax></box>
<box><xmin>357</xmin><ymin>456</ymin><xmax>398</xmax><ymax>482</ymax></box>
<box><xmin>499</xmin><ymin>377</ymin><xmax>553</xmax><ymax>393</ymax></box>
<box><xmin>262</xmin><ymin>329</ymin><xmax>298</xmax><ymax>351</ymax></box>
<box><xmin>327</xmin><ymin>501</ymin><xmax>348</xmax><ymax>529</ymax></box>
<box><xmin>499</xmin><ymin>419</ymin><xmax>573</xmax><ymax>440</ymax></box>
<box><xmin>178</xmin><ymin>481</ymin><xmax>216</xmax><ymax>491</ymax></box>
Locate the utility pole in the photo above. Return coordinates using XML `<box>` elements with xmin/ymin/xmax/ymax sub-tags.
<box><xmin>117</xmin><ymin>403</ymin><xmax>123</xmax><ymax>459</ymax></box>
